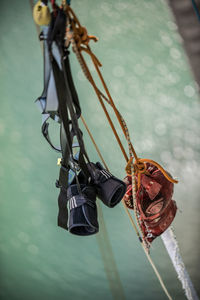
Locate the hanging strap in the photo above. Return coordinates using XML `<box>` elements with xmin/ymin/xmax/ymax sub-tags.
<box><xmin>64</xmin><ymin>53</ymin><xmax>81</xmax><ymax>119</ymax></box>
<box><xmin>48</xmin><ymin>10</ymin><xmax>91</xmax><ymax>176</ymax></box>
<box><xmin>36</xmin><ymin>12</ymin><xmax>82</xmax><ymax>152</ymax></box>
<box><xmin>35</xmin><ymin>26</ymin><xmax>61</xmax><ymax>151</ymax></box>
<box><xmin>52</xmin><ymin>53</ymin><xmax>90</xmax><ymax>179</ymax></box>
<box><xmin>45</xmin><ymin>7</ymin><xmax>90</xmax><ymax>228</ymax></box>
<box><xmin>53</xmin><ymin>52</ymin><xmax>88</xmax><ymax>229</ymax></box>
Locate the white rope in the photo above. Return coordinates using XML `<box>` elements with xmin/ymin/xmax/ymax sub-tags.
<box><xmin>161</xmin><ymin>227</ymin><xmax>199</xmax><ymax>300</ymax></box>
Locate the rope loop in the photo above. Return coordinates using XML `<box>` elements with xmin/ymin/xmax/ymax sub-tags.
<box><xmin>126</xmin><ymin>157</ymin><xmax>178</xmax><ymax>188</ymax></box>
<box><xmin>135</xmin><ymin>160</ymin><xmax>147</xmax><ymax>174</ymax></box>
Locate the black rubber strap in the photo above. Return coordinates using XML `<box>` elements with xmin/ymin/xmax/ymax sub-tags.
<box><xmin>57</xmin><ymin>187</ymin><xmax>68</xmax><ymax>230</ymax></box>
<box><xmin>42</xmin><ymin>119</ymin><xmax>61</xmax><ymax>152</ymax></box>
<box><xmin>47</xmin><ymin>8</ymin><xmax>66</xmax><ymax>49</ymax></box>
<box><xmin>64</xmin><ymin>54</ymin><xmax>81</xmax><ymax>119</ymax></box>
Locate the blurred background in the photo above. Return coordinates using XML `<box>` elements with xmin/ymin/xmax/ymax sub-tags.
<box><xmin>0</xmin><ymin>0</ymin><xmax>200</xmax><ymax>299</ymax></box>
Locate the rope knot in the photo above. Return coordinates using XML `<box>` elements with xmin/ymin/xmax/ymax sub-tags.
<box><xmin>135</xmin><ymin>160</ymin><xmax>147</xmax><ymax>174</ymax></box>
<box><xmin>125</xmin><ymin>157</ymin><xmax>146</xmax><ymax>175</ymax></box>
<box><xmin>65</xmin><ymin>10</ymin><xmax>101</xmax><ymax>67</ymax></box>
<box><xmin>71</xmin><ymin>21</ymin><xmax>98</xmax><ymax>51</ymax></box>
<box><xmin>126</xmin><ymin>157</ymin><xmax>178</xmax><ymax>187</ymax></box>
<box><xmin>78</xmin><ymin>26</ymin><xmax>98</xmax><ymax>47</ymax></box>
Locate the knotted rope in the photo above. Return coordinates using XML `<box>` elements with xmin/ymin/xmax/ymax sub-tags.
<box><xmin>64</xmin><ymin>5</ymin><xmax>178</xmax><ymax>250</ymax></box>
<box><xmin>65</xmin><ymin>5</ymin><xmax>178</xmax><ymax>183</ymax></box>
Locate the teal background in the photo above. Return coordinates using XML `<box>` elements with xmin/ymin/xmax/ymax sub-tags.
<box><xmin>0</xmin><ymin>0</ymin><xmax>200</xmax><ymax>299</ymax></box>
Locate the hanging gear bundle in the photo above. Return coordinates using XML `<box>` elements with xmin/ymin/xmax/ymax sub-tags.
<box><xmin>35</xmin><ymin>4</ymin><xmax>126</xmax><ymax>236</ymax></box>
<box><xmin>34</xmin><ymin>0</ymin><xmax>178</xmax><ymax>244</ymax></box>
<box><xmin>32</xmin><ymin>2</ymin><xmax>200</xmax><ymax>299</ymax></box>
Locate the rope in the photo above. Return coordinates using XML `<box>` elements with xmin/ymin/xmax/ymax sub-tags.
<box><xmin>72</xmin><ymin>39</ymin><xmax>129</xmax><ymax>161</ymax></box>
<box><xmin>81</xmin><ymin>109</ymin><xmax>173</xmax><ymax>300</ymax></box>
<box><xmin>80</xmin><ymin>117</ymin><xmax>160</xmax><ymax>299</ymax></box>
<box><xmin>65</xmin><ymin>6</ymin><xmax>178</xmax><ymax>187</ymax></box>
<box><xmin>143</xmin><ymin>248</ymin><xmax>173</xmax><ymax>300</ymax></box>
<box><xmin>80</xmin><ymin>114</ymin><xmax>145</xmax><ymax>247</ymax></box>
<box><xmin>80</xmin><ymin>115</ymin><xmax>109</xmax><ymax>171</ymax></box>
<box><xmin>63</xmin><ymin>6</ymin><xmax>176</xmax><ymax>298</ymax></box>
<box><xmin>30</xmin><ymin>3</ymin><xmax>175</xmax><ymax>297</ymax></box>
<box><xmin>64</xmin><ymin>6</ymin><xmax>178</xmax><ymax>251</ymax></box>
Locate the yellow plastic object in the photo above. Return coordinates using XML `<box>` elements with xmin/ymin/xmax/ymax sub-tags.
<box><xmin>33</xmin><ymin>1</ymin><xmax>51</xmax><ymax>26</ymax></box>
<box><xmin>57</xmin><ymin>158</ymin><xmax>62</xmax><ymax>166</ymax></box>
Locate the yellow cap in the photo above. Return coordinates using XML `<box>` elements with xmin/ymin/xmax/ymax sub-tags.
<box><xmin>33</xmin><ymin>1</ymin><xmax>51</xmax><ymax>26</ymax></box>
